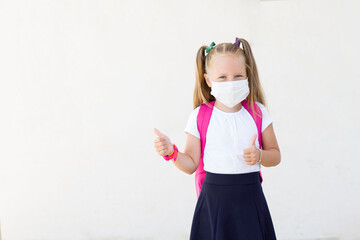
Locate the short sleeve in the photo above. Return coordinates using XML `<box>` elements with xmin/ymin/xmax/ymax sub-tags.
<box><xmin>184</xmin><ymin>106</ymin><xmax>200</xmax><ymax>139</ymax></box>
<box><xmin>256</xmin><ymin>101</ymin><xmax>273</xmax><ymax>133</ymax></box>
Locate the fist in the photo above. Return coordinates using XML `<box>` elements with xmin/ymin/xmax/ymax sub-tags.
<box><xmin>153</xmin><ymin>128</ymin><xmax>174</xmax><ymax>157</ymax></box>
<box><xmin>243</xmin><ymin>133</ymin><xmax>260</xmax><ymax>165</ymax></box>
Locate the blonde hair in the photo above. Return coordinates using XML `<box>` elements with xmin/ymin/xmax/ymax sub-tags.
<box><xmin>193</xmin><ymin>38</ymin><xmax>267</xmax><ymax>118</ymax></box>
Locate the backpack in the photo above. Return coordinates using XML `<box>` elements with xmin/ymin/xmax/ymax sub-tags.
<box><xmin>195</xmin><ymin>99</ymin><xmax>263</xmax><ymax>199</ymax></box>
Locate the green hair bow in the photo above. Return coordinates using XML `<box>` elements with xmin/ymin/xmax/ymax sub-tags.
<box><xmin>205</xmin><ymin>41</ymin><xmax>216</xmax><ymax>53</ymax></box>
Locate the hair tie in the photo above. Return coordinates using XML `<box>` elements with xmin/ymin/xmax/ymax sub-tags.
<box><xmin>205</xmin><ymin>41</ymin><xmax>216</xmax><ymax>54</ymax></box>
<box><xmin>234</xmin><ymin>37</ymin><xmax>243</xmax><ymax>50</ymax></box>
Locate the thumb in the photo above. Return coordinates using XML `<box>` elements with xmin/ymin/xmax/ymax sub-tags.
<box><xmin>249</xmin><ymin>133</ymin><xmax>257</xmax><ymax>146</ymax></box>
<box><xmin>154</xmin><ymin>128</ymin><xmax>164</xmax><ymax>137</ymax></box>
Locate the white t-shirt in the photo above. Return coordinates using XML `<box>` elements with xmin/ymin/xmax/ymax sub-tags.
<box><xmin>184</xmin><ymin>101</ymin><xmax>273</xmax><ymax>174</ymax></box>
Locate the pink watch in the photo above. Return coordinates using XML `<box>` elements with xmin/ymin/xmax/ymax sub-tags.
<box><xmin>163</xmin><ymin>144</ymin><xmax>178</xmax><ymax>162</ymax></box>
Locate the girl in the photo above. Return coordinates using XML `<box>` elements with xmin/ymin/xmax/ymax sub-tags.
<box><xmin>153</xmin><ymin>37</ymin><xmax>280</xmax><ymax>239</ymax></box>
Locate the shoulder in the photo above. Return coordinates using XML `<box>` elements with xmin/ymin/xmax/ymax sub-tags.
<box><xmin>254</xmin><ymin>101</ymin><xmax>265</xmax><ymax>108</ymax></box>
<box><xmin>190</xmin><ymin>102</ymin><xmax>214</xmax><ymax>117</ymax></box>
<box><xmin>254</xmin><ymin>101</ymin><xmax>268</xmax><ymax>112</ymax></box>
<box><xmin>187</xmin><ymin>106</ymin><xmax>201</xmax><ymax>119</ymax></box>
<box><xmin>192</xmin><ymin>106</ymin><xmax>201</xmax><ymax>115</ymax></box>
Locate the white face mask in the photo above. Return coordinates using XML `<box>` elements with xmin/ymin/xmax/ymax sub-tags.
<box><xmin>210</xmin><ymin>78</ymin><xmax>250</xmax><ymax>108</ymax></box>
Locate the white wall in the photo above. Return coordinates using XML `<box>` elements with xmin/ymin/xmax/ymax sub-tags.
<box><xmin>0</xmin><ymin>0</ymin><xmax>359</xmax><ymax>239</ymax></box>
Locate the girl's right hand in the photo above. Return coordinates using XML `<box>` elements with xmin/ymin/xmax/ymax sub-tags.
<box><xmin>153</xmin><ymin>128</ymin><xmax>174</xmax><ymax>157</ymax></box>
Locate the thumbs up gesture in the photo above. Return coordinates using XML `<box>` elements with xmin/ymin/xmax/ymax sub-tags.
<box><xmin>243</xmin><ymin>133</ymin><xmax>260</xmax><ymax>165</ymax></box>
<box><xmin>153</xmin><ymin>128</ymin><xmax>174</xmax><ymax>157</ymax></box>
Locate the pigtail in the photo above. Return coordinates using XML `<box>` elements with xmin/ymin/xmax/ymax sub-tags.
<box><xmin>193</xmin><ymin>45</ymin><xmax>215</xmax><ymax>109</ymax></box>
<box><xmin>236</xmin><ymin>38</ymin><xmax>266</xmax><ymax>118</ymax></box>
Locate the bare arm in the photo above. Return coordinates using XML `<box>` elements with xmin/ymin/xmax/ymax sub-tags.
<box><xmin>170</xmin><ymin>133</ymin><xmax>201</xmax><ymax>175</ymax></box>
<box><xmin>260</xmin><ymin>123</ymin><xmax>281</xmax><ymax>167</ymax></box>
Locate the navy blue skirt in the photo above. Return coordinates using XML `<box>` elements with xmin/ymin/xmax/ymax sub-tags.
<box><xmin>190</xmin><ymin>171</ymin><xmax>277</xmax><ymax>240</ymax></box>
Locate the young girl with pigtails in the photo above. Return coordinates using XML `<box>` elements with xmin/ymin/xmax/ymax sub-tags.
<box><xmin>154</xmin><ymin>37</ymin><xmax>280</xmax><ymax>239</ymax></box>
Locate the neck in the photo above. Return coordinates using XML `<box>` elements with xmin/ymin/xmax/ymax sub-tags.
<box><xmin>214</xmin><ymin>100</ymin><xmax>243</xmax><ymax>113</ymax></box>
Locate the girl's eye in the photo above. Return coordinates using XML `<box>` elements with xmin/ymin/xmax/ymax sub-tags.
<box><xmin>219</xmin><ymin>75</ymin><xmax>242</xmax><ymax>79</ymax></box>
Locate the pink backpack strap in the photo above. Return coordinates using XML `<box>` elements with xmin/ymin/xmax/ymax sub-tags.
<box><xmin>241</xmin><ymin>99</ymin><xmax>264</xmax><ymax>183</ymax></box>
<box><xmin>195</xmin><ymin>101</ymin><xmax>215</xmax><ymax>199</ymax></box>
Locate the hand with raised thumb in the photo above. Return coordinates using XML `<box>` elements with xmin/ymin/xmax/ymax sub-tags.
<box><xmin>153</xmin><ymin>128</ymin><xmax>174</xmax><ymax>157</ymax></box>
<box><xmin>242</xmin><ymin>133</ymin><xmax>260</xmax><ymax>165</ymax></box>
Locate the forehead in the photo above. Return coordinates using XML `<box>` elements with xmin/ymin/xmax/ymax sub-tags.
<box><xmin>208</xmin><ymin>54</ymin><xmax>246</xmax><ymax>74</ymax></box>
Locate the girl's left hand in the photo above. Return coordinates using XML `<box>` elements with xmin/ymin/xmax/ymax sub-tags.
<box><xmin>243</xmin><ymin>133</ymin><xmax>260</xmax><ymax>165</ymax></box>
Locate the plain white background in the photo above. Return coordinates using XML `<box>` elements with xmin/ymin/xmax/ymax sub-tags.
<box><xmin>0</xmin><ymin>0</ymin><xmax>359</xmax><ymax>239</ymax></box>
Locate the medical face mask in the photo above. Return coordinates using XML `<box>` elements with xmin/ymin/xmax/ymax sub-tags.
<box><xmin>210</xmin><ymin>78</ymin><xmax>250</xmax><ymax>108</ymax></box>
